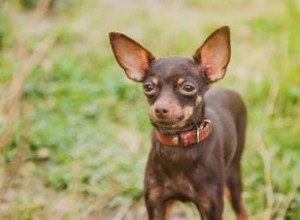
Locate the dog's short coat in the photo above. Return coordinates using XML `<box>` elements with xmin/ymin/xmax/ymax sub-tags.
<box><xmin>109</xmin><ymin>26</ymin><xmax>247</xmax><ymax>220</ymax></box>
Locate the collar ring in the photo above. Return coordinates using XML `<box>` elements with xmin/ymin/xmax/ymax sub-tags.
<box><xmin>196</xmin><ymin>127</ymin><xmax>200</xmax><ymax>143</ymax></box>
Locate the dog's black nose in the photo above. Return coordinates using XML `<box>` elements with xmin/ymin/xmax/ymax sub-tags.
<box><xmin>154</xmin><ymin>104</ymin><xmax>170</xmax><ymax>118</ymax></box>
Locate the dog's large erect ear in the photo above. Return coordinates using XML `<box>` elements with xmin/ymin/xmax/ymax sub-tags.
<box><xmin>109</xmin><ymin>32</ymin><xmax>155</xmax><ymax>82</ymax></box>
<box><xmin>193</xmin><ymin>26</ymin><xmax>231</xmax><ymax>83</ymax></box>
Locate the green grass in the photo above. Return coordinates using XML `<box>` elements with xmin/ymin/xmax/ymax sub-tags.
<box><xmin>0</xmin><ymin>0</ymin><xmax>300</xmax><ymax>219</ymax></box>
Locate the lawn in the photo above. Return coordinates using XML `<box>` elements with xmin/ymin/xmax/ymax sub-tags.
<box><xmin>0</xmin><ymin>0</ymin><xmax>300</xmax><ymax>219</ymax></box>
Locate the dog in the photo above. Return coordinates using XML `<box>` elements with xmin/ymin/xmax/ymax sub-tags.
<box><xmin>109</xmin><ymin>26</ymin><xmax>247</xmax><ymax>220</ymax></box>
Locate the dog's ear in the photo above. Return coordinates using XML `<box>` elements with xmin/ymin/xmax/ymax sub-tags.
<box><xmin>109</xmin><ymin>32</ymin><xmax>155</xmax><ymax>82</ymax></box>
<box><xmin>193</xmin><ymin>26</ymin><xmax>230</xmax><ymax>83</ymax></box>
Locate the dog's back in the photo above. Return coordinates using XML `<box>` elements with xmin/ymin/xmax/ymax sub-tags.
<box><xmin>205</xmin><ymin>88</ymin><xmax>247</xmax><ymax>166</ymax></box>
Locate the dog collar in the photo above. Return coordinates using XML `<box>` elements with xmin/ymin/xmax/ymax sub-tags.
<box><xmin>155</xmin><ymin>119</ymin><xmax>212</xmax><ymax>147</ymax></box>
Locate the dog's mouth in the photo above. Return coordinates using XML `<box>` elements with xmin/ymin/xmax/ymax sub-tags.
<box><xmin>149</xmin><ymin>105</ymin><xmax>196</xmax><ymax>134</ymax></box>
<box><xmin>150</xmin><ymin>118</ymin><xmax>194</xmax><ymax>134</ymax></box>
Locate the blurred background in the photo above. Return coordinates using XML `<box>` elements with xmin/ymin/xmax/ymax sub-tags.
<box><xmin>0</xmin><ymin>0</ymin><xmax>299</xmax><ymax>219</ymax></box>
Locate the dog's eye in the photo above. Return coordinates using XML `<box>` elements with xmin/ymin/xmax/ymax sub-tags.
<box><xmin>143</xmin><ymin>82</ymin><xmax>156</xmax><ymax>95</ymax></box>
<box><xmin>180</xmin><ymin>83</ymin><xmax>197</xmax><ymax>95</ymax></box>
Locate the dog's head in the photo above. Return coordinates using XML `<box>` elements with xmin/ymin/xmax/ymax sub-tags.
<box><xmin>109</xmin><ymin>26</ymin><xmax>230</xmax><ymax>133</ymax></box>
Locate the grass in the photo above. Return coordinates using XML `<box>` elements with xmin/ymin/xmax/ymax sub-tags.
<box><xmin>0</xmin><ymin>0</ymin><xmax>300</xmax><ymax>219</ymax></box>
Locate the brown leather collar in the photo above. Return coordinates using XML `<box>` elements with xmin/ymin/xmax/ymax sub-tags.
<box><xmin>155</xmin><ymin>119</ymin><xmax>212</xmax><ymax>147</ymax></box>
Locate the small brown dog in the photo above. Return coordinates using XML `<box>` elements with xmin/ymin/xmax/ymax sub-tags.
<box><xmin>109</xmin><ymin>26</ymin><xmax>247</xmax><ymax>220</ymax></box>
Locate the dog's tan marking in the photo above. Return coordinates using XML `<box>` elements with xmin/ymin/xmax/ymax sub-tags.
<box><xmin>152</xmin><ymin>77</ymin><xmax>159</xmax><ymax>86</ymax></box>
<box><xmin>183</xmin><ymin>106</ymin><xmax>193</xmax><ymax>117</ymax></box>
<box><xmin>197</xmin><ymin>195</ymin><xmax>211</xmax><ymax>213</ymax></box>
<box><xmin>172</xmin><ymin>106</ymin><xmax>193</xmax><ymax>128</ymax></box>
<box><xmin>149</xmin><ymin>187</ymin><xmax>162</xmax><ymax>202</ymax></box>
<box><xmin>195</xmin><ymin>95</ymin><xmax>202</xmax><ymax>106</ymax></box>
<box><xmin>224</xmin><ymin>186</ymin><xmax>231</xmax><ymax>202</ymax></box>
<box><xmin>236</xmin><ymin>211</ymin><xmax>248</xmax><ymax>220</ymax></box>
<box><xmin>177</xmin><ymin>78</ymin><xmax>185</xmax><ymax>85</ymax></box>
<box><xmin>164</xmin><ymin>200</ymin><xmax>174</xmax><ymax>220</ymax></box>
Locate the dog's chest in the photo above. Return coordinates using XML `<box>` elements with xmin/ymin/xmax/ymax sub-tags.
<box><xmin>163</xmin><ymin>173</ymin><xmax>196</xmax><ymax>199</ymax></box>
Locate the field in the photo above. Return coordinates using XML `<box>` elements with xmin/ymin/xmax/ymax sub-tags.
<box><xmin>0</xmin><ymin>0</ymin><xmax>300</xmax><ymax>219</ymax></box>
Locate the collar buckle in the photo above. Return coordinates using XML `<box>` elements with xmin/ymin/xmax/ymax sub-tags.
<box><xmin>172</xmin><ymin>136</ymin><xmax>179</xmax><ymax>144</ymax></box>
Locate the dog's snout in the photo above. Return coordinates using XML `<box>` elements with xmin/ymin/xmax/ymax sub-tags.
<box><xmin>154</xmin><ymin>104</ymin><xmax>170</xmax><ymax>118</ymax></box>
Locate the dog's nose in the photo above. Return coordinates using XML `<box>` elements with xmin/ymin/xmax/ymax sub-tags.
<box><xmin>154</xmin><ymin>104</ymin><xmax>170</xmax><ymax>118</ymax></box>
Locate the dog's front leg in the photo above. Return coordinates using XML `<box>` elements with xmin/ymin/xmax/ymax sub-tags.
<box><xmin>194</xmin><ymin>187</ymin><xmax>224</xmax><ymax>220</ymax></box>
<box><xmin>145</xmin><ymin>201</ymin><xmax>167</xmax><ymax>220</ymax></box>
<box><xmin>144</xmin><ymin>186</ymin><xmax>168</xmax><ymax>220</ymax></box>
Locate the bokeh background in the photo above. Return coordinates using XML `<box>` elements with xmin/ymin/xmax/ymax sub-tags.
<box><xmin>0</xmin><ymin>0</ymin><xmax>300</xmax><ymax>219</ymax></box>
